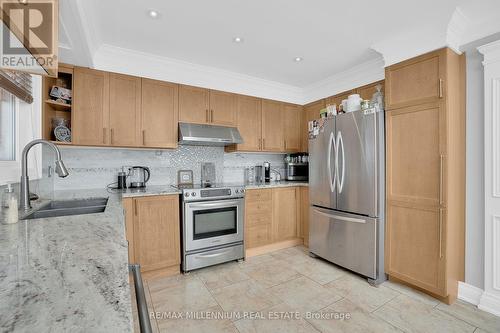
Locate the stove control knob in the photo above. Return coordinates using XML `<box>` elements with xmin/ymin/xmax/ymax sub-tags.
<box><xmin>191</xmin><ymin>192</ymin><xmax>196</xmax><ymax>197</ymax></box>
<box><xmin>241</xmin><ymin>189</ymin><xmax>245</xmax><ymax>193</ymax></box>
<box><xmin>185</xmin><ymin>192</ymin><xmax>189</xmax><ymax>197</ymax></box>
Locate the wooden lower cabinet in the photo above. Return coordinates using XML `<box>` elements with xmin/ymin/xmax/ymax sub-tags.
<box><xmin>123</xmin><ymin>195</ymin><xmax>180</xmax><ymax>279</ymax></box>
<box><xmin>272</xmin><ymin>187</ymin><xmax>298</xmax><ymax>242</ymax></box>
<box><xmin>386</xmin><ymin>203</ymin><xmax>446</xmax><ymax>296</ymax></box>
<box><xmin>245</xmin><ymin>186</ymin><xmax>306</xmax><ymax>255</ymax></box>
<box><xmin>300</xmin><ymin>187</ymin><xmax>309</xmax><ymax>246</ymax></box>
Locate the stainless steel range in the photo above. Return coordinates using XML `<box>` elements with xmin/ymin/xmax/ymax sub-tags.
<box><xmin>174</xmin><ymin>183</ymin><xmax>245</xmax><ymax>272</ymax></box>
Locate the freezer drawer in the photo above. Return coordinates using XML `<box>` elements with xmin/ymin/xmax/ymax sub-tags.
<box><xmin>309</xmin><ymin>206</ymin><xmax>377</xmax><ymax>279</ymax></box>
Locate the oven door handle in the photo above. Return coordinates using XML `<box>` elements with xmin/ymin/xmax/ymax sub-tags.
<box><xmin>186</xmin><ymin>199</ymin><xmax>243</xmax><ymax>209</ymax></box>
<box><xmin>194</xmin><ymin>249</ymin><xmax>233</xmax><ymax>258</ymax></box>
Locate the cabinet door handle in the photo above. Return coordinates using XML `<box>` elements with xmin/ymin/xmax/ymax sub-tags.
<box><xmin>206</xmin><ymin>109</ymin><xmax>209</xmax><ymax>122</ymax></box>
<box><xmin>110</xmin><ymin>128</ymin><xmax>114</xmax><ymax>145</ymax></box>
<box><xmin>142</xmin><ymin>130</ymin><xmax>146</xmax><ymax>145</ymax></box>
<box><xmin>439</xmin><ymin>154</ymin><xmax>444</xmax><ymax>205</ymax></box>
<box><xmin>439</xmin><ymin>208</ymin><xmax>443</xmax><ymax>259</ymax></box>
<box><xmin>103</xmin><ymin>128</ymin><xmax>106</xmax><ymax>144</ymax></box>
<box><xmin>262</xmin><ymin>138</ymin><xmax>265</xmax><ymax>150</ymax></box>
<box><xmin>258</xmin><ymin>138</ymin><xmax>261</xmax><ymax>150</ymax></box>
<box><xmin>439</xmin><ymin>79</ymin><xmax>444</xmax><ymax>98</ymax></box>
<box><xmin>134</xmin><ymin>200</ymin><xmax>138</xmax><ymax>216</ymax></box>
<box><xmin>284</xmin><ymin>139</ymin><xmax>287</xmax><ymax>150</ymax></box>
<box><xmin>210</xmin><ymin>109</ymin><xmax>214</xmax><ymax>123</ymax></box>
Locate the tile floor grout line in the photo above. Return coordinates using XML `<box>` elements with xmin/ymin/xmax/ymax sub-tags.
<box><xmin>368</xmin><ymin>290</ymin><xmax>402</xmax><ymax>314</ymax></box>
<box><xmin>434</xmin><ymin>306</ymin><xmax>489</xmax><ymax>333</ymax></box>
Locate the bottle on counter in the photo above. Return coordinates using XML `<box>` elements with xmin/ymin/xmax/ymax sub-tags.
<box><xmin>1</xmin><ymin>183</ymin><xmax>19</xmax><ymax>224</ymax></box>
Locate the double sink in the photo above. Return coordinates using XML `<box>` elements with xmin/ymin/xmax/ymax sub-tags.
<box><xmin>22</xmin><ymin>197</ymin><xmax>109</xmax><ymax>220</ymax></box>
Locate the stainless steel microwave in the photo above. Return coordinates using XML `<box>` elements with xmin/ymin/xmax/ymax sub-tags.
<box><xmin>285</xmin><ymin>162</ymin><xmax>308</xmax><ymax>181</ymax></box>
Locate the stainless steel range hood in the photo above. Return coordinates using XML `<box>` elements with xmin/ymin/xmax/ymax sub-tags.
<box><xmin>178</xmin><ymin>122</ymin><xmax>243</xmax><ymax>146</ymax></box>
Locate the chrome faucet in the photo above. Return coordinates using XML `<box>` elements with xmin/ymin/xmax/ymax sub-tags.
<box><xmin>20</xmin><ymin>139</ymin><xmax>69</xmax><ymax>211</ymax></box>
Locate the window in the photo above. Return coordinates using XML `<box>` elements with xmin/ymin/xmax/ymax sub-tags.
<box><xmin>0</xmin><ymin>75</ymin><xmax>42</xmax><ymax>185</ymax></box>
<box><xmin>0</xmin><ymin>89</ymin><xmax>16</xmax><ymax>161</ymax></box>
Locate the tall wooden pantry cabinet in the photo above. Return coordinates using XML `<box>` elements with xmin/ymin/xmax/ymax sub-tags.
<box><xmin>384</xmin><ymin>47</ymin><xmax>465</xmax><ymax>304</ymax></box>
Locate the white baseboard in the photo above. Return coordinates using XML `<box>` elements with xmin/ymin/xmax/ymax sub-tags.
<box><xmin>478</xmin><ymin>292</ymin><xmax>500</xmax><ymax>317</ymax></box>
<box><xmin>458</xmin><ymin>282</ymin><xmax>500</xmax><ymax>317</ymax></box>
<box><xmin>458</xmin><ymin>281</ymin><xmax>483</xmax><ymax>305</ymax></box>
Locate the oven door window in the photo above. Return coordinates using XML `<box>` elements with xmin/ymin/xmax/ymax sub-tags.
<box><xmin>193</xmin><ymin>207</ymin><xmax>237</xmax><ymax>240</ymax></box>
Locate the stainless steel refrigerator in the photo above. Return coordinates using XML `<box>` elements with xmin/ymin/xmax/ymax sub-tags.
<box><xmin>309</xmin><ymin>109</ymin><xmax>386</xmax><ymax>284</ymax></box>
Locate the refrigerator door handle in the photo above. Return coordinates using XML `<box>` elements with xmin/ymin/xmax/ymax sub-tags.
<box><xmin>327</xmin><ymin>132</ymin><xmax>336</xmax><ymax>193</ymax></box>
<box><xmin>336</xmin><ymin>131</ymin><xmax>345</xmax><ymax>193</ymax></box>
<box><xmin>312</xmin><ymin>208</ymin><xmax>366</xmax><ymax>224</ymax></box>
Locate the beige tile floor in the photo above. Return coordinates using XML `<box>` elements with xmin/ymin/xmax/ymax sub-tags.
<box><xmin>135</xmin><ymin>246</ymin><xmax>500</xmax><ymax>333</ymax></box>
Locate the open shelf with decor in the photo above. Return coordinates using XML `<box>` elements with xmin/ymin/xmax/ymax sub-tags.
<box><xmin>42</xmin><ymin>63</ymin><xmax>73</xmax><ymax>144</ymax></box>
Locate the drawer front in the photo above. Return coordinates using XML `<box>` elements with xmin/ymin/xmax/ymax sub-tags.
<box><xmin>246</xmin><ymin>189</ymin><xmax>272</xmax><ymax>203</ymax></box>
<box><xmin>246</xmin><ymin>224</ymin><xmax>273</xmax><ymax>248</ymax></box>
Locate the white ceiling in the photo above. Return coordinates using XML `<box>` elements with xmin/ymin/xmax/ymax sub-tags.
<box><xmin>59</xmin><ymin>0</ymin><xmax>500</xmax><ymax>94</ymax></box>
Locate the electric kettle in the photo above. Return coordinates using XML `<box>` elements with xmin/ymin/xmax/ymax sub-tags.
<box><xmin>129</xmin><ymin>166</ymin><xmax>150</xmax><ymax>188</ymax></box>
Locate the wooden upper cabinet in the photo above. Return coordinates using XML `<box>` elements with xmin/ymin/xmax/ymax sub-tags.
<box><xmin>301</xmin><ymin>99</ymin><xmax>325</xmax><ymax>152</ymax></box>
<box><xmin>209</xmin><ymin>90</ymin><xmax>237</xmax><ymax>126</ymax></box>
<box><xmin>72</xmin><ymin>67</ymin><xmax>109</xmax><ymax>146</ymax></box>
<box><xmin>134</xmin><ymin>195</ymin><xmax>180</xmax><ymax>272</ymax></box>
<box><xmin>385</xmin><ymin>50</ymin><xmax>445</xmax><ymax>109</ymax></box>
<box><xmin>179</xmin><ymin>85</ymin><xmax>210</xmax><ymax>124</ymax></box>
<box><xmin>234</xmin><ymin>95</ymin><xmax>262</xmax><ymax>151</ymax></box>
<box><xmin>261</xmin><ymin>100</ymin><xmax>284</xmax><ymax>152</ymax></box>
<box><xmin>283</xmin><ymin>103</ymin><xmax>302</xmax><ymax>152</ymax></box>
<box><xmin>141</xmin><ymin>79</ymin><xmax>179</xmax><ymax>149</ymax></box>
<box><xmin>109</xmin><ymin>73</ymin><xmax>141</xmax><ymax>147</ymax></box>
<box><xmin>356</xmin><ymin>80</ymin><xmax>384</xmax><ymax>101</ymax></box>
<box><xmin>272</xmin><ymin>187</ymin><xmax>298</xmax><ymax>242</ymax></box>
<box><xmin>326</xmin><ymin>90</ymin><xmax>354</xmax><ymax>108</ymax></box>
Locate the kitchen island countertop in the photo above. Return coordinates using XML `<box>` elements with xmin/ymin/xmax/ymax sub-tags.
<box><xmin>0</xmin><ymin>189</ymin><xmax>134</xmax><ymax>333</ymax></box>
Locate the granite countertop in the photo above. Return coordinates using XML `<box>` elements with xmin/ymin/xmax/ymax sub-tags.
<box><xmin>0</xmin><ymin>189</ymin><xmax>133</xmax><ymax>333</ymax></box>
<box><xmin>118</xmin><ymin>185</ymin><xmax>181</xmax><ymax>198</ymax></box>
<box><xmin>244</xmin><ymin>180</ymin><xmax>309</xmax><ymax>190</ymax></box>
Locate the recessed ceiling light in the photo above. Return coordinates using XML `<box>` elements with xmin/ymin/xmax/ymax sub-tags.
<box><xmin>233</xmin><ymin>37</ymin><xmax>243</xmax><ymax>43</ymax></box>
<box><xmin>294</xmin><ymin>57</ymin><xmax>303</xmax><ymax>62</ymax></box>
<box><xmin>148</xmin><ymin>10</ymin><xmax>159</xmax><ymax>18</ymax></box>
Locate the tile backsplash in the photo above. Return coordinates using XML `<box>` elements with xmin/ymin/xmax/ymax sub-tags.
<box><xmin>46</xmin><ymin>146</ymin><xmax>286</xmax><ymax>191</ymax></box>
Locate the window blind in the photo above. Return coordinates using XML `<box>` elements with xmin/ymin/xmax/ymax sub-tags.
<box><xmin>0</xmin><ymin>69</ymin><xmax>33</xmax><ymax>104</ymax></box>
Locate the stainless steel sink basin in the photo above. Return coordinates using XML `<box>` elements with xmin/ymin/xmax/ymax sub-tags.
<box><xmin>22</xmin><ymin>197</ymin><xmax>108</xmax><ymax>220</ymax></box>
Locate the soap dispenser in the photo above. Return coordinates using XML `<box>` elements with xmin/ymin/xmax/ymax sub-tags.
<box><xmin>1</xmin><ymin>183</ymin><xmax>18</xmax><ymax>224</ymax></box>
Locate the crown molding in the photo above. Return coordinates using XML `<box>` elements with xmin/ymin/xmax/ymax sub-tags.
<box><xmin>478</xmin><ymin>39</ymin><xmax>500</xmax><ymax>66</ymax></box>
<box><xmin>447</xmin><ymin>8</ymin><xmax>469</xmax><ymax>54</ymax></box>
<box><xmin>371</xmin><ymin>22</ymin><xmax>449</xmax><ymax>67</ymax></box>
<box><xmin>93</xmin><ymin>44</ymin><xmax>304</xmax><ymax>104</ymax></box>
<box><xmin>301</xmin><ymin>57</ymin><xmax>385</xmax><ymax>104</ymax></box>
